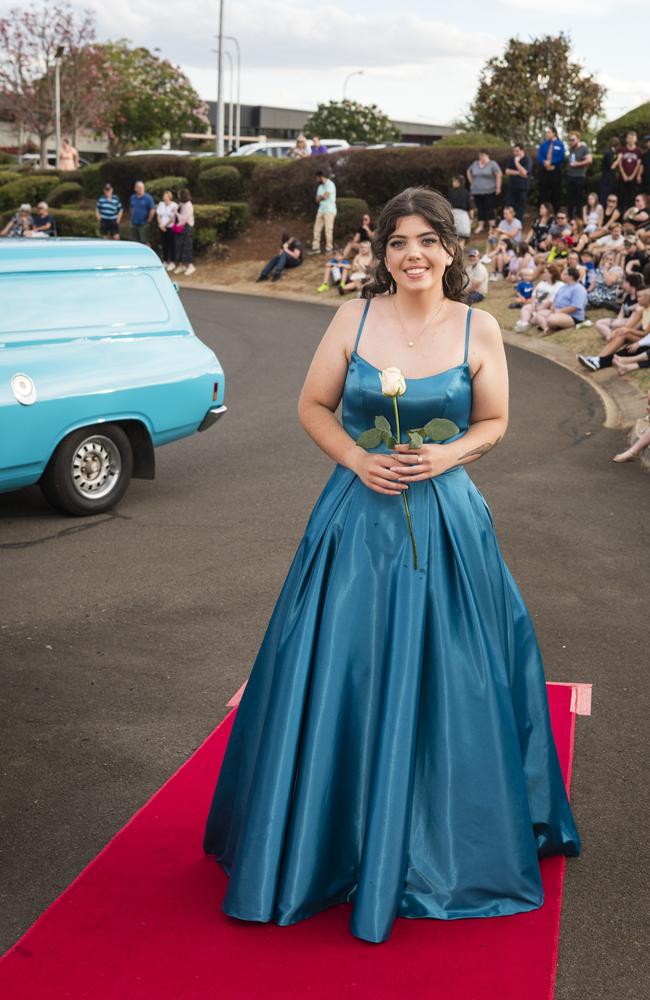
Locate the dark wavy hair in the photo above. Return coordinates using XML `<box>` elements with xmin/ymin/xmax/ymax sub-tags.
<box><xmin>362</xmin><ymin>186</ymin><xmax>467</xmax><ymax>300</ymax></box>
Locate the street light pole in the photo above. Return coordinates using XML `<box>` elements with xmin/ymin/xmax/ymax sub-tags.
<box><xmin>224</xmin><ymin>35</ymin><xmax>241</xmax><ymax>150</ymax></box>
<box><xmin>215</xmin><ymin>0</ymin><xmax>225</xmax><ymax>156</ymax></box>
<box><xmin>54</xmin><ymin>44</ymin><xmax>64</xmax><ymax>169</ymax></box>
<box><xmin>342</xmin><ymin>69</ymin><xmax>364</xmax><ymax>100</ymax></box>
<box><xmin>224</xmin><ymin>50</ymin><xmax>234</xmax><ymax>153</ymax></box>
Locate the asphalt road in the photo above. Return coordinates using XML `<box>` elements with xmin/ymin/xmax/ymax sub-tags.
<box><xmin>1</xmin><ymin>290</ymin><xmax>648</xmax><ymax>998</ymax></box>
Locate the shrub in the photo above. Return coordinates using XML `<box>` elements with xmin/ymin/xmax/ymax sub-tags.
<box><xmin>98</xmin><ymin>155</ymin><xmax>201</xmax><ymax>204</ymax></box>
<box><xmin>194</xmin><ymin>202</ymin><xmax>249</xmax><ymax>243</ymax></box>
<box><xmin>0</xmin><ymin>151</ymin><xmax>16</xmax><ymax>164</ymax></box>
<box><xmin>0</xmin><ymin>175</ymin><xmax>60</xmax><ymax>212</ymax></box>
<box><xmin>145</xmin><ymin>176</ymin><xmax>188</xmax><ymax>200</ymax></box>
<box><xmin>334</xmin><ymin>198</ymin><xmax>369</xmax><ymax>241</ymax></box>
<box><xmin>48</xmin><ymin>181</ymin><xmax>84</xmax><ymax>207</ymax></box>
<box><xmin>249</xmin><ymin>147</ymin><xmax>513</xmax><ymax>217</ymax></box>
<box><xmin>596</xmin><ymin>102</ymin><xmax>650</xmax><ymax>151</ymax></box>
<box><xmin>0</xmin><ymin>171</ymin><xmax>23</xmax><ymax>186</ymax></box>
<box><xmin>80</xmin><ymin>163</ymin><xmax>103</xmax><ymax>199</ymax></box>
<box><xmin>53</xmin><ymin>209</ymin><xmax>98</xmax><ymax>237</ymax></box>
<box><xmin>435</xmin><ymin>131</ymin><xmax>510</xmax><ymax>148</ymax></box>
<box><xmin>197</xmin><ymin>165</ymin><xmax>242</xmax><ymax>201</ymax></box>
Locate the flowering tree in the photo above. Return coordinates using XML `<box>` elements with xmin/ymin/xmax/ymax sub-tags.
<box><xmin>0</xmin><ymin>2</ymin><xmax>106</xmax><ymax>165</ymax></box>
<box><xmin>99</xmin><ymin>42</ymin><xmax>209</xmax><ymax>153</ymax></box>
<box><xmin>304</xmin><ymin>100</ymin><xmax>400</xmax><ymax>145</ymax></box>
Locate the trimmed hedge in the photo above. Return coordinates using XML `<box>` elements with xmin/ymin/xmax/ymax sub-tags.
<box><xmin>145</xmin><ymin>176</ymin><xmax>188</xmax><ymax>199</ymax></box>
<box><xmin>435</xmin><ymin>131</ymin><xmax>509</xmax><ymax>148</ymax></box>
<box><xmin>0</xmin><ymin>170</ymin><xmax>23</xmax><ymax>185</ymax></box>
<box><xmin>0</xmin><ymin>175</ymin><xmax>60</xmax><ymax>212</ymax></box>
<box><xmin>80</xmin><ymin>163</ymin><xmax>103</xmax><ymax>199</ymax></box>
<box><xmin>197</xmin><ymin>165</ymin><xmax>242</xmax><ymax>201</ymax></box>
<box><xmin>48</xmin><ymin>181</ymin><xmax>84</xmax><ymax>207</ymax></box>
<box><xmin>0</xmin><ymin>151</ymin><xmax>15</xmax><ymax>164</ymax></box>
<box><xmin>53</xmin><ymin>209</ymin><xmax>98</xmax><ymax>237</ymax></box>
<box><xmin>98</xmin><ymin>155</ymin><xmax>201</xmax><ymax>204</ymax></box>
<box><xmin>596</xmin><ymin>102</ymin><xmax>650</xmax><ymax>151</ymax></box>
<box><xmin>334</xmin><ymin>198</ymin><xmax>369</xmax><ymax>242</ymax></box>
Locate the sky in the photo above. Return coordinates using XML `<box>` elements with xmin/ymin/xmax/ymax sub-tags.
<box><xmin>3</xmin><ymin>0</ymin><xmax>650</xmax><ymax>127</ymax></box>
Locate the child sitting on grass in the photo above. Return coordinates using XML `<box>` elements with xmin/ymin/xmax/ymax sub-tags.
<box><xmin>509</xmin><ymin>267</ymin><xmax>535</xmax><ymax>309</ymax></box>
<box><xmin>317</xmin><ymin>248</ymin><xmax>351</xmax><ymax>293</ymax></box>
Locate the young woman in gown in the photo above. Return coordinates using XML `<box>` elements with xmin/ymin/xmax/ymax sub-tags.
<box><xmin>203</xmin><ymin>187</ymin><xmax>581</xmax><ymax>945</ymax></box>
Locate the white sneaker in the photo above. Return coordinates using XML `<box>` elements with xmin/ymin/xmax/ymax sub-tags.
<box><xmin>480</xmin><ymin>254</ymin><xmax>492</xmax><ymax>264</ymax></box>
<box><xmin>489</xmin><ymin>273</ymin><xmax>499</xmax><ymax>281</ymax></box>
<box><xmin>174</xmin><ymin>264</ymin><xmax>186</xmax><ymax>274</ymax></box>
<box><xmin>577</xmin><ymin>354</ymin><xmax>600</xmax><ymax>371</ymax></box>
<box><xmin>184</xmin><ymin>263</ymin><xmax>196</xmax><ymax>276</ymax></box>
<box><xmin>165</xmin><ymin>261</ymin><xmax>175</xmax><ymax>271</ymax></box>
<box><xmin>514</xmin><ymin>320</ymin><xmax>529</xmax><ymax>332</ymax></box>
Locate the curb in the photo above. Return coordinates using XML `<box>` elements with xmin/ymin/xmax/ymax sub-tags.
<box><xmin>178</xmin><ymin>277</ymin><xmax>649</xmax><ymax>471</ymax></box>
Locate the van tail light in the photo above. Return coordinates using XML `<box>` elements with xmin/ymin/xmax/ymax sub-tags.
<box><xmin>213</xmin><ymin>382</ymin><xmax>219</xmax><ymax>401</ymax></box>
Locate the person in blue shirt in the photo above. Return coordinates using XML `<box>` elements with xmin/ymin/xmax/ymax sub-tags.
<box><xmin>309</xmin><ymin>135</ymin><xmax>328</xmax><ymax>155</ymax></box>
<box><xmin>530</xmin><ymin>266</ymin><xmax>588</xmax><ymax>334</ymax></box>
<box><xmin>537</xmin><ymin>126</ymin><xmax>566</xmax><ymax>212</ymax></box>
<box><xmin>96</xmin><ymin>183</ymin><xmax>123</xmax><ymax>239</ymax></box>
<box><xmin>129</xmin><ymin>180</ymin><xmax>155</xmax><ymax>245</ymax></box>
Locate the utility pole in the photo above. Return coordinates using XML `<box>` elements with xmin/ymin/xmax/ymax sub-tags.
<box><xmin>215</xmin><ymin>0</ymin><xmax>225</xmax><ymax>156</ymax></box>
<box><xmin>54</xmin><ymin>44</ymin><xmax>65</xmax><ymax>169</ymax></box>
<box><xmin>224</xmin><ymin>50</ymin><xmax>234</xmax><ymax>153</ymax></box>
<box><xmin>224</xmin><ymin>36</ymin><xmax>241</xmax><ymax>150</ymax></box>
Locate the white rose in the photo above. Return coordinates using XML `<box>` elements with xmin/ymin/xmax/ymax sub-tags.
<box><xmin>379</xmin><ymin>366</ymin><xmax>406</xmax><ymax>397</ymax></box>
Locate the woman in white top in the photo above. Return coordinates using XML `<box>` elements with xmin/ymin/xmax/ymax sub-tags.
<box><xmin>515</xmin><ymin>263</ymin><xmax>563</xmax><ymax>331</ymax></box>
<box><xmin>172</xmin><ymin>188</ymin><xmax>196</xmax><ymax>276</ymax></box>
<box><xmin>582</xmin><ymin>192</ymin><xmax>603</xmax><ymax>235</ymax></box>
<box><xmin>156</xmin><ymin>190</ymin><xmax>179</xmax><ymax>269</ymax></box>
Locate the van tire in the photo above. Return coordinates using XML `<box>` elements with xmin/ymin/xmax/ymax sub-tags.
<box><xmin>40</xmin><ymin>424</ymin><xmax>133</xmax><ymax>516</ymax></box>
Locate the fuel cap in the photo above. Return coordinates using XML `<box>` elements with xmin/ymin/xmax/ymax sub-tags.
<box><xmin>11</xmin><ymin>373</ymin><xmax>37</xmax><ymax>405</ymax></box>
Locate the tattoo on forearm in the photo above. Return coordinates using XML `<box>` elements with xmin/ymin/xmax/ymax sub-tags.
<box><xmin>458</xmin><ymin>434</ymin><xmax>502</xmax><ymax>461</ymax></box>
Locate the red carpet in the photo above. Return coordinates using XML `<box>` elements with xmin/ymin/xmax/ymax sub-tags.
<box><xmin>0</xmin><ymin>683</ymin><xmax>580</xmax><ymax>1000</ymax></box>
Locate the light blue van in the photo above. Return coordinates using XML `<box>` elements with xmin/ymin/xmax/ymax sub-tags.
<box><xmin>0</xmin><ymin>239</ymin><xmax>226</xmax><ymax>515</ymax></box>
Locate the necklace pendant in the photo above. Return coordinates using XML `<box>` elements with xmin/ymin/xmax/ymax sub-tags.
<box><xmin>408</xmin><ymin>340</ymin><xmax>414</xmax><ymax>347</ymax></box>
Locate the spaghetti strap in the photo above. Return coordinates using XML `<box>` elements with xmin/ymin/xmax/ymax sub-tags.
<box><xmin>463</xmin><ymin>307</ymin><xmax>472</xmax><ymax>365</ymax></box>
<box><xmin>354</xmin><ymin>299</ymin><xmax>371</xmax><ymax>353</ymax></box>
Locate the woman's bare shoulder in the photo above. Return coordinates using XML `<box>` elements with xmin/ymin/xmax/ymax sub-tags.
<box><xmin>467</xmin><ymin>304</ymin><xmax>502</xmax><ymax>345</ymax></box>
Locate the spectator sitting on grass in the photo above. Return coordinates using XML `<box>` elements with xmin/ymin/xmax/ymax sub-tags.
<box><xmin>549</xmin><ymin>208</ymin><xmax>572</xmax><ymax>239</ymax></box>
<box><xmin>612</xmin><ymin>392</ymin><xmax>650</xmax><ymax>462</ymax></box>
<box><xmin>582</xmin><ymin>192</ymin><xmax>603</xmax><ymax>235</ymax></box>
<box><xmin>464</xmin><ymin>247</ymin><xmax>489</xmax><ymax>303</ymax></box>
<box><xmin>587</xmin><ymin>250</ymin><xmax>624</xmax><ymax>311</ymax></box>
<box><xmin>570</xmin><ymin>218</ymin><xmax>589</xmax><ymax>254</ymax></box>
<box><xmin>623</xmin><ymin>193</ymin><xmax>650</xmax><ymax>234</ymax></box>
<box><xmin>525</xmin><ymin>202</ymin><xmax>554</xmax><ymax>252</ymax></box>
<box><xmin>317</xmin><ymin>248</ymin><xmax>351</xmax><ymax>292</ymax></box>
<box><xmin>495</xmin><ymin>205</ymin><xmax>522</xmax><ymax>243</ymax></box>
<box><xmin>622</xmin><ymin>235</ymin><xmax>650</xmax><ymax>281</ymax></box>
<box><xmin>447</xmin><ymin>175</ymin><xmax>472</xmax><ymax>242</ymax></box>
<box><xmin>256</xmin><ymin>233</ymin><xmax>303</xmax><ymax>283</ymax></box>
<box><xmin>580</xmin><ymin>249</ymin><xmax>596</xmax><ymax>288</ymax></box>
<box><xmin>30</xmin><ymin>201</ymin><xmax>56</xmax><ymax>237</ymax></box>
<box><xmin>577</xmin><ymin>286</ymin><xmax>650</xmax><ymax>370</ymax></box>
<box><xmin>545</xmin><ymin>233</ymin><xmax>571</xmax><ymax>266</ymax></box>
<box><xmin>530</xmin><ymin>266</ymin><xmax>588</xmax><ymax>335</ymax></box>
<box><xmin>0</xmin><ymin>205</ymin><xmax>33</xmax><ymax>237</ymax></box>
<box><xmin>564</xmin><ymin>250</ymin><xmax>586</xmax><ymax>285</ymax></box>
<box><xmin>514</xmin><ymin>264</ymin><xmax>562</xmax><ymax>331</ymax></box>
<box><xmin>593</xmin><ymin>222</ymin><xmax>624</xmax><ymax>260</ymax></box>
<box><xmin>595</xmin><ymin>272</ymin><xmax>644</xmax><ymax>340</ymax></box>
<box><xmin>338</xmin><ymin>240</ymin><xmax>373</xmax><ymax>296</ymax></box>
<box><xmin>612</xmin><ymin>346</ymin><xmax>650</xmax><ymax>375</ymax></box>
<box><xmin>506</xmin><ymin>242</ymin><xmax>535</xmax><ymax>283</ymax></box>
<box><xmin>508</xmin><ymin>267</ymin><xmax>535</xmax><ymax>309</ymax></box>
<box><xmin>129</xmin><ymin>180</ymin><xmax>155</xmax><ymax>245</ymax></box>
<box><xmin>487</xmin><ymin>236</ymin><xmax>515</xmax><ymax>281</ymax></box>
<box><xmin>343</xmin><ymin>213</ymin><xmax>374</xmax><ymax>258</ymax></box>
<box><xmin>96</xmin><ymin>183</ymin><xmax>123</xmax><ymax>240</ymax></box>
<box><xmin>589</xmin><ymin>193</ymin><xmax>621</xmax><ymax>240</ymax></box>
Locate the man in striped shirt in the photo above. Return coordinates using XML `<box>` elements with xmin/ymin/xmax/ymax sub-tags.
<box><xmin>95</xmin><ymin>184</ymin><xmax>123</xmax><ymax>239</ymax></box>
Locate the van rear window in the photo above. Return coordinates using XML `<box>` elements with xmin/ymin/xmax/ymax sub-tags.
<box><xmin>0</xmin><ymin>270</ymin><xmax>169</xmax><ymax>338</ymax></box>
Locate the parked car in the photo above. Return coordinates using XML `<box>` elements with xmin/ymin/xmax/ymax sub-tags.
<box><xmin>18</xmin><ymin>152</ymin><xmax>91</xmax><ymax>168</ymax></box>
<box><xmin>0</xmin><ymin>240</ymin><xmax>226</xmax><ymax>515</ymax></box>
<box><xmin>124</xmin><ymin>149</ymin><xmax>193</xmax><ymax>158</ymax></box>
<box><xmin>229</xmin><ymin>138</ymin><xmax>350</xmax><ymax>158</ymax></box>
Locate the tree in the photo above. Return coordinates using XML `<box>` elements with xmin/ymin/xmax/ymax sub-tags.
<box><xmin>0</xmin><ymin>2</ymin><xmax>100</xmax><ymax>165</ymax></box>
<box><xmin>304</xmin><ymin>100</ymin><xmax>400</xmax><ymax>145</ymax></box>
<box><xmin>465</xmin><ymin>34</ymin><xmax>606</xmax><ymax>145</ymax></box>
<box><xmin>596</xmin><ymin>101</ymin><xmax>650</xmax><ymax>151</ymax></box>
<box><xmin>99</xmin><ymin>42</ymin><xmax>209</xmax><ymax>153</ymax></box>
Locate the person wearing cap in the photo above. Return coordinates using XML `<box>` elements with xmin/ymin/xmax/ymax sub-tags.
<box><xmin>0</xmin><ymin>203</ymin><xmax>34</xmax><ymax>237</ymax></box>
<box><xmin>464</xmin><ymin>248</ymin><xmax>489</xmax><ymax>303</ymax></box>
<box><xmin>95</xmin><ymin>183</ymin><xmax>123</xmax><ymax>240</ymax></box>
<box><xmin>308</xmin><ymin>169</ymin><xmax>337</xmax><ymax>255</ymax></box>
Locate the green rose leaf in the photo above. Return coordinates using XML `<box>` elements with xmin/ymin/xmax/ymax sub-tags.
<box><xmin>357</xmin><ymin>428</ymin><xmax>383</xmax><ymax>449</ymax></box>
<box><xmin>423</xmin><ymin>418</ymin><xmax>460</xmax><ymax>442</ymax></box>
<box><xmin>374</xmin><ymin>415</ymin><xmax>391</xmax><ymax>434</ymax></box>
<box><xmin>408</xmin><ymin>431</ymin><xmax>424</xmax><ymax>449</ymax></box>
<box><xmin>381</xmin><ymin>430</ymin><xmax>397</xmax><ymax>448</ymax></box>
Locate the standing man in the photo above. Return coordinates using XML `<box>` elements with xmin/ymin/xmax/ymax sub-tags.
<box><xmin>310</xmin><ymin>135</ymin><xmax>328</xmax><ymax>155</ymax></box>
<box><xmin>96</xmin><ymin>183</ymin><xmax>123</xmax><ymax>240</ymax></box>
<box><xmin>639</xmin><ymin>134</ymin><xmax>650</xmax><ymax>195</ymax></box>
<box><xmin>537</xmin><ymin>126</ymin><xmax>565</xmax><ymax>211</ymax></box>
<box><xmin>308</xmin><ymin>169</ymin><xmax>337</xmax><ymax>255</ymax></box>
<box><xmin>129</xmin><ymin>180</ymin><xmax>155</xmax><ymax>245</ymax></box>
<box><xmin>616</xmin><ymin>131</ymin><xmax>643</xmax><ymax>212</ymax></box>
<box><xmin>504</xmin><ymin>142</ymin><xmax>532</xmax><ymax>223</ymax></box>
<box><xmin>566</xmin><ymin>130</ymin><xmax>592</xmax><ymax>220</ymax></box>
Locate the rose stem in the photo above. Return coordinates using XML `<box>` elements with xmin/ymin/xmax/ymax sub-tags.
<box><xmin>393</xmin><ymin>395</ymin><xmax>419</xmax><ymax>570</ymax></box>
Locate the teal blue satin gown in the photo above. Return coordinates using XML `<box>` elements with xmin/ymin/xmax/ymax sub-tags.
<box><xmin>204</xmin><ymin>301</ymin><xmax>581</xmax><ymax>944</ymax></box>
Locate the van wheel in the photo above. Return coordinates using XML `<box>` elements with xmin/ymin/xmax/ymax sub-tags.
<box><xmin>40</xmin><ymin>424</ymin><xmax>133</xmax><ymax>516</ymax></box>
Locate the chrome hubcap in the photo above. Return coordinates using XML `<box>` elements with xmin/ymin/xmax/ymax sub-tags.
<box><xmin>71</xmin><ymin>435</ymin><xmax>121</xmax><ymax>499</ymax></box>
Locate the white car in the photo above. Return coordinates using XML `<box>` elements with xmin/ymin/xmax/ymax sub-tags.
<box><xmin>124</xmin><ymin>149</ymin><xmax>193</xmax><ymax>157</ymax></box>
<box><xmin>229</xmin><ymin>138</ymin><xmax>349</xmax><ymax>159</ymax></box>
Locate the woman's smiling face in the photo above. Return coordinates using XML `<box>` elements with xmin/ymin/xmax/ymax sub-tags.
<box><xmin>384</xmin><ymin>214</ymin><xmax>452</xmax><ymax>291</ymax></box>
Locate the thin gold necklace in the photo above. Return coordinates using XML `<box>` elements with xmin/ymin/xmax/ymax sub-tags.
<box><xmin>392</xmin><ymin>295</ymin><xmax>446</xmax><ymax>348</ymax></box>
